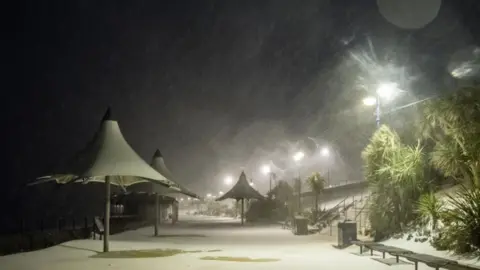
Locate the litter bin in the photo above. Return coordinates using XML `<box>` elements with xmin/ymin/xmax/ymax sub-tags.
<box><xmin>294</xmin><ymin>216</ymin><xmax>308</xmax><ymax>235</ymax></box>
<box><xmin>337</xmin><ymin>221</ymin><xmax>357</xmax><ymax>247</ymax></box>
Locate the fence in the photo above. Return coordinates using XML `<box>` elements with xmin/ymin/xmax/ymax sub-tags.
<box><xmin>0</xmin><ymin>215</ymin><xmax>143</xmax><ymax>256</ymax></box>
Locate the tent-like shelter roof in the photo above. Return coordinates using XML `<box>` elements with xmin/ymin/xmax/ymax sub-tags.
<box><xmin>32</xmin><ymin>108</ymin><xmax>175</xmax><ymax>188</ymax></box>
<box><xmin>129</xmin><ymin>150</ymin><xmax>200</xmax><ymax>199</ymax></box>
<box><xmin>216</xmin><ymin>171</ymin><xmax>264</xmax><ymax>201</ymax></box>
<box><xmin>111</xmin><ymin>191</ymin><xmax>176</xmax><ymax>205</ymax></box>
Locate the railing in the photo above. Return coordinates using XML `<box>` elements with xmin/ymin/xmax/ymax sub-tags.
<box><xmin>0</xmin><ymin>215</ymin><xmax>142</xmax><ymax>256</ymax></box>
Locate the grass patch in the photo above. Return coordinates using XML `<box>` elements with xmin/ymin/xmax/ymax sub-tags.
<box><xmin>200</xmin><ymin>256</ymin><xmax>280</xmax><ymax>262</ymax></box>
<box><xmin>91</xmin><ymin>248</ymin><xmax>202</xmax><ymax>259</ymax></box>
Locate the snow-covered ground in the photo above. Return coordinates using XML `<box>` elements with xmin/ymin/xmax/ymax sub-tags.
<box><xmin>1</xmin><ymin>214</ymin><xmax>478</xmax><ymax>270</ymax></box>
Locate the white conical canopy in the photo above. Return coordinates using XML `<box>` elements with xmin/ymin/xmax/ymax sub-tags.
<box><xmin>216</xmin><ymin>171</ymin><xmax>264</xmax><ymax>201</ymax></box>
<box><xmin>129</xmin><ymin>149</ymin><xmax>199</xmax><ymax>198</ymax></box>
<box><xmin>32</xmin><ymin>108</ymin><xmax>175</xmax><ymax>188</ymax></box>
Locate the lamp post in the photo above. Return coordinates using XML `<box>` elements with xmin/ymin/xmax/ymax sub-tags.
<box><xmin>320</xmin><ymin>146</ymin><xmax>331</xmax><ymax>186</ymax></box>
<box><xmin>363</xmin><ymin>82</ymin><xmax>399</xmax><ymax>128</ymax></box>
<box><xmin>292</xmin><ymin>151</ymin><xmax>305</xmax><ymax>213</ymax></box>
<box><xmin>261</xmin><ymin>164</ymin><xmax>276</xmax><ymax>193</ymax></box>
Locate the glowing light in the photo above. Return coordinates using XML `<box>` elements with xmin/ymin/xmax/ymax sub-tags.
<box><xmin>224</xmin><ymin>175</ymin><xmax>233</xmax><ymax>185</ymax></box>
<box><xmin>261</xmin><ymin>164</ymin><xmax>271</xmax><ymax>175</ymax></box>
<box><xmin>293</xmin><ymin>151</ymin><xmax>305</xmax><ymax>162</ymax></box>
<box><xmin>320</xmin><ymin>147</ymin><xmax>330</xmax><ymax>157</ymax></box>
<box><xmin>219</xmin><ymin>191</ymin><xmax>224</xmax><ymax>195</ymax></box>
<box><xmin>206</xmin><ymin>193</ymin><xmax>212</xmax><ymax>198</ymax></box>
<box><xmin>376</xmin><ymin>82</ymin><xmax>398</xmax><ymax>100</ymax></box>
<box><xmin>363</xmin><ymin>96</ymin><xmax>377</xmax><ymax>106</ymax></box>
<box><xmin>249</xmin><ymin>182</ymin><xmax>254</xmax><ymax>187</ymax></box>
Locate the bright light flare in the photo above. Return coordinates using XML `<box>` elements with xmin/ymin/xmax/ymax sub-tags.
<box><xmin>261</xmin><ymin>164</ymin><xmax>271</xmax><ymax>175</ymax></box>
<box><xmin>293</xmin><ymin>151</ymin><xmax>305</xmax><ymax>162</ymax></box>
<box><xmin>206</xmin><ymin>193</ymin><xmax>212</xmax><ymax>198</ymax></box>
<box><xmin>320</xmin><ymin>147</ymin><xmax>330</xmax><ymax>157</ymax></box>
<box><xmin>249</xmin><ymin>182</ymin><xmax>254</xmax><ymax>187</ymax></box>
<box><xmin>224</xmin><ymin>175</ymin><xmax>233</xmax><ymax>185</ymax></box>
<box><xmin>376</xmin><ymin>82</ymin><xmax>398</xmax><ymax>100</ymax></box>
<box><xmin>219</xmin><ymin>191</ymin><xmax>224</xmax><ymax>195</ymax></box>
<box><xmin>363</xmin><ymin>96</ymin><xmax>377</xmax><ymax>106</ymax></box>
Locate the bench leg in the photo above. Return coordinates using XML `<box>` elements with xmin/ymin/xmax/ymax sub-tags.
<box><xmin>370</xmin><ymin>249</ymin><xmax>373</xmax><ymax>256</ymax></box>
<box><xmin>382</xmin><ymin>252</ymin><xmax>385</xmax><ymax>259</ymax></box>
<box><xmin>415</xmin><ymin>262</ymin><xmax>418</xmax><ymax>270</ymax></box>
<box><xmin>396</xmin><ymin>256</ymin><xmax>399</xmax><ymax>263</ymax></box>
<box><xmin>360</xmin><ymin>246</ymin><xmax>363</xmax><ymax>254</ymax></box>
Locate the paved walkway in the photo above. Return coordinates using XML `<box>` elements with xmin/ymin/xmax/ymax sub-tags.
<box><xmin>0</xmin><ymin>215</ymin><xmax>459</xmax><ymax>270</ymax></box>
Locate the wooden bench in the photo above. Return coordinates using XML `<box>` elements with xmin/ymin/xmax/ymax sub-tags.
<box><xmin>351</xmin><ymin>240</ymin><xmax>385</xmax><ymax>255</ymax></box>
<box><xmin>92</xmin><ymin>216</ymin><xmax>104</xmax><ymax>240</ymax></box>
<box><xmin>444</xmin><ymin>263</ymin><xmax>480</xmax><ymax>270</ymax></box>
<box><xmin>369</xmin><ymin>245</ymin><xmax>414</xmax><ymax>262</ymax></box>
<box><xmin>400</xmin><ymin>253</ymin><xmax>458</xmax><ymax>270</ymax></box>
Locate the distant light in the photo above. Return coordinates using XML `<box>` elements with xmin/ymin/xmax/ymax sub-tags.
<box><xmin>320</xmin><ymin>147</ymin><xmax>330</xmax><ymax>157</ymax></box>
<box><xmin>219</xmin><ymin>191</ymin><xmax>224</xmax><ymax>195</ymax></box>
<box><xmin>249</xmin><ymin>182</ymin><xmax>254</xmax><ymax>187</ymax></box>
<box><xmin>206</xmin><ymin>193</ymin><xmax>212</xmax><ymax>197</ymax></box>
<box><xmin>180</xmin><ymin>198</ymin><xmax>184</xmax><ymax>201</ymax></box>
<box><xmin>187</xmin><ymin>197</ymin><xmax>191</xmax><ymax>200</ymax></box>
<box><xmin>363</xmin><ymin>96</ymin><xmax>377</xmax><ymax>106</ymax></box>
<box><xmin>376</xmin><ymin>82</ymin><xmax>398</xmax><ymax>100</ymax></box>
<box><xmin>261</xmin><ymin>164</ymin><xmax>271</xmax><ymax>175</ymax></box>
<box><xmin>293</xmin><ymin>151</ymin><xmax>305</xmax><ymax>162</ymax></box>
<box><xmin>224</xmin><ymin>175</ymin><xmax>233</xmax><ymax>185</ymax></box>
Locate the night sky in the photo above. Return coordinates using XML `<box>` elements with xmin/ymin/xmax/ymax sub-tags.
<box><xmin>6</xmin><ymin>0</ymin><xmax>480</xmax><ymax>223</ymax></box>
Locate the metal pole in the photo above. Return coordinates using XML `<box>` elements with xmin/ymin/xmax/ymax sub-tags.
<box><xmin>376</xmin><ymin>94</ymin><xmax>381</xmax><ymax>128</ymax></box>
<box><xmin>104</xmin><ymin>176</ymin><xmax>111</xmax><ymax>252</ymax></box>
<box><xmin>241</xmin><ymin>198</ymin><xmax>244</xmax><ymax>225</ymax></box>
<box><xmin>327</xmin><ymin>168</ymin><xmax>330</xmax><ymax>186</ymax></box>
<box><xmin>154</xmin><ymin>194</ymin><xmax>159</xmax><ymax>236</ymax></box>
<box><xmin>269</xmin><ymin>172</ymin><xmax>272</xmax><ymax>193</ymax></box>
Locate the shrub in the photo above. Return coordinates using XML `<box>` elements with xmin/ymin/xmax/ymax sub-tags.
<box><xmin>416</xmin><ymin>192</ymin><xmax>443</xmax><ymax>230</ymax></box>
<box><xmin>433</xmin><ymin>186</ymin><xmax>480</xmax><ymax>254</ymax></box>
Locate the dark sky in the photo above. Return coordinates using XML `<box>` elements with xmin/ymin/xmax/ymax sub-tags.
<box><xmin>7</xmin><ymin>0</ymin><xmax>480</xmax><ymax>202</ymax></box>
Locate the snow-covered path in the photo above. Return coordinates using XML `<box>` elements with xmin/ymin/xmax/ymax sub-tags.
<box><xmin>1</xmin><ymin>215</ymin><xmax>476</xmax><ymax>270</ymax></box>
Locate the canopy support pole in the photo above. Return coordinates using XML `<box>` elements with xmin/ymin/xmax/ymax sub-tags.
<box><xmin>103</xmin><ymin>176</ymin><xmax>111</xmax><ymax>252</ymax></box>
<box><xmin>241</xmin><ymin>198</ymin><xmax>244</xmax><ymax>225</ymax></box>
<box><xmin>154</xmin><ymin>194</ymin><xmax>159</xmax><ymax>236</ymax></box>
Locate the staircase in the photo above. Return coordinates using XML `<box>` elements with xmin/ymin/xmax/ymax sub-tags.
<box><xmin>317</xmin><ymin>193</ymin><xmax>371</xmax><ymax>236</ymax></box>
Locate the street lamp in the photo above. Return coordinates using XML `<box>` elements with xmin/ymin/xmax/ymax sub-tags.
<box><xmin>320</xmin><ymin>146</ymin><xmax>331</xmax><ymax>185</ymax></box>
<box><xmin>224</xmin><ymin>175</ymin><xmax>233</xmax><ymax>186</ymax></box>
<box><xmin>260</xmin><ymin>164</ymin><xmax>276</xmax><ymax>193</ymax></box>
<box><xmin>293</xmin><ymin>151</ymin><xmax>305</xmax><ymax>162</ymax></box>
<box><xmin>292</xmin><ymin>151</ymin><xmax>305</xmax><ymax>213</ymax></box>
<box><xmin>363</xmin><ymin>82</ymin><xmax>399</xmax><ymax>128</ymax></box>
<box><xmin>320</xmin><ymin>147</ymin><xmax>330</xmax><ymax>157</ymax></box>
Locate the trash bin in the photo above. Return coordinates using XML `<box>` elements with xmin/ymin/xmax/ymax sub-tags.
<box><xmin>294</xmin><ymin>216</ymin><xmax>308</xmax><ymax>235</ymax></box>
<box><xmin>337</xmin><ymin>221</ymin><xmax>357</xmax><ymax>247</ymax></box>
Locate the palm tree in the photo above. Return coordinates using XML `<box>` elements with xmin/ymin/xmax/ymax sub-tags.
<box><xmin>362</xmin><ymin>125</ymin><xmax>429</xmax><ymax>239</ymax></box>
<box><xmin>421</xmin><ymin>86</ymin><xmax>480</xmax><ymax>187</ymax></box>
<box><xmin>305</xmin><ymin>172</ymin><xmax>325</xmax><ymax>215</ymax></box>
